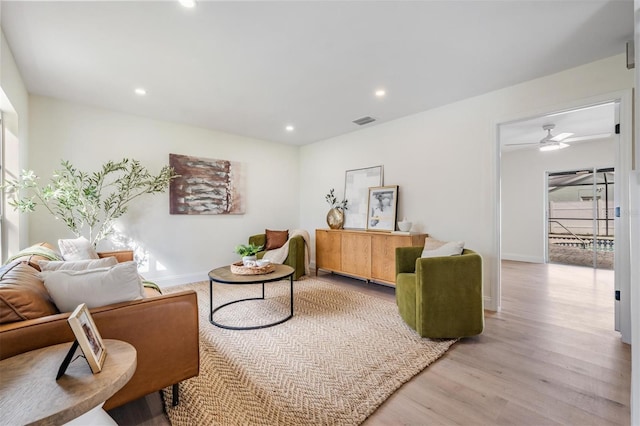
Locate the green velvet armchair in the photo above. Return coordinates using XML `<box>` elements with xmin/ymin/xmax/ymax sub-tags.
<box><xmin>395</xmin><ymin>246</ymin><xmax>484</xmax><ymax>338</ymax></box>
<box><xmin>249</xmin><ymin>234</ymin><xmax>305</xmax><ymax>281</ymax></box>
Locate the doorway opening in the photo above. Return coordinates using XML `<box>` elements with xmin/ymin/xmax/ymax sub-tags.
<box><xmin>497</xmin><ymin>91</ymin><xmax>632</xmax><ymax>342</ymax></box>
<box><xmin>547</xmin><ymin>167</ymin><xmax>615</xmax><ymax>269</ymax></box>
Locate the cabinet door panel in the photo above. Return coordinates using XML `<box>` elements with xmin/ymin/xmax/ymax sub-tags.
<box><xmin>341</xmin><ymin>233</ymin><xmax>371</xmax><ymax>278</ymax></box>
<box><xmin>371</xmin><ymin>235</ymin><xmax>409</xmax><ymax>284</ymax></box>
<box><xmin>316</xmin><ymin>230</ymin><xmax>341</xmax><ymax>271</ymax></box>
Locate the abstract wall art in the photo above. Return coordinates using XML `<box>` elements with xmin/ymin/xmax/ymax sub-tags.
<box><xmin>169</xmin><ymin>153</ymin><xmax>245</xmax><ymax>215</ymax></box>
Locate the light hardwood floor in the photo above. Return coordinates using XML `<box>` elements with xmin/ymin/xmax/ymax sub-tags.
<box><xmin>108</xmin><ymin>261</ymin><xmax>630</xmax><ymax>425</ymax></box>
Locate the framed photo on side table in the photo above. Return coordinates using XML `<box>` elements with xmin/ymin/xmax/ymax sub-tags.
<box><xmin>68</xmin><ymin>303</ymin><xmax>106</xmax><ymax>374</ymax></box>
<box><xmin>366</xmin><ymin>185</ymin><xmax>398</xmax><ymax>232</ymax></box>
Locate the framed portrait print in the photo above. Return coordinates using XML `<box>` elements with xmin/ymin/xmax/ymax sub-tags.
<box><xmin>67</xmin><ymin>303</ymin><xmax>106</xmax><ymax>374</ymax></box>
<box><xmin>343</xmin><ymin>165</ymin><xmax>383</xmax><ymax>229</ymax></box>
<box><xmin>366</xmin><ymin>185</ymin><xmax>398</xmax><ymax>232</ymax></box>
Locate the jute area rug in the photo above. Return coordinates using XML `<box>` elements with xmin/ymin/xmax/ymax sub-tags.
<box><xmin>162</xmin><ymin>277</ymin><xmax>456</xmax><ymax>425</ymax></box>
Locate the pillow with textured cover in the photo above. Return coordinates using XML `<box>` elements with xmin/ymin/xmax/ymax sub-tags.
<box><xmin>40</xmin><ymin>261</ymin><xmax>144</xmax><ymax>313</ymax></box>
<box><xmin>37</xmin><ymin>257</ymin><xmax>117</xmax><ymax>272</ymax></box>
<box><xmin>58</xmin><ymin>237</ymin><xmax>99</xmax><ymax>261</ymax></box>
<box><xmin>265</xmin><ymin>229</ymin><xmax>289</xmax><ymax>250</ymax></box>
<box><xmin>0</xmin><ymin>261</ymin><xmax>58</xmax><ymax>324</ymax></box>
<box><xmin>421</xmin><ymin>240</ymin><xmax>465</xmax><ymax>258</ymax></box>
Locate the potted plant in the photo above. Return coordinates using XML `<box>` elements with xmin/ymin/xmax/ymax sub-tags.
<box><xmin>234</xmin><ymin>243</ymin><xmax>264</xmax><ymax>266</ymax></box>
<box><xmin>325</xmin><ymin>188</ymin><xmax>348</xmax><ymax>229</ymax></box>
<box><xmin>3</xmin><ymin>158</ymin><xmax>178</xmax><ymax>248</ymax></box>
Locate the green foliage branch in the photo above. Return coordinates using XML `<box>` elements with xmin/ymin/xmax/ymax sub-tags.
<box><xmin>234</xmin><ymin>243</ymin><xmax>264</xmax><ymax>257</ymax></box>
<box><xmin>4</xmin><ymin>158</ymin><xmax>178</xmax><ymax>246</ymax></box>
<box><xmin>325</xmin><ymin>188</ymin><xmax>348</xmax><ymax>210</ymax></box>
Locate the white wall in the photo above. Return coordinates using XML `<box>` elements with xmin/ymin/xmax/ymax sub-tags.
<box><xmin>501</xmin><ymin>138</ymin><xmax>615</xmax><ymax>263</ymax></box>
<box><xmin>28</xmin><ymin>95</ymin><xmax>300</xmax><ymax>286</ymax></box>
<box><xmin>299</xmin><ymin>54</ymin><xmax>633</xmax><ymax>310</ymax></box>
<box><xmin>0</xmin><ymin>27</ymin><xmax>30</xmax><ymax>258</ymax></box>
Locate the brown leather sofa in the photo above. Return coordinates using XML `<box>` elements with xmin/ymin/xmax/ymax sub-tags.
<box><xmin>0</xmin><ymin>245</ymin><xmax>200</xmax><ymax>410</ymax></box>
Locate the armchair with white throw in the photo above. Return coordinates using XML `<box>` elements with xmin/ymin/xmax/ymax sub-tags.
<box><xmin>248</xmin><ymin>229</ymin><xmax>310</xmax><ymax>280</ymax></box>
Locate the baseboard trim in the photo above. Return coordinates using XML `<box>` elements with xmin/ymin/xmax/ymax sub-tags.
<box><xmin>484</xmin><ymin>296</ymin><xmax>497</xmax><ymax>312</ymax></box>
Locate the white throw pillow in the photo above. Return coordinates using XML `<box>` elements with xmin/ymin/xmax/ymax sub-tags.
<box><xmin>58</xmin><ymin>237</ymin><xmax>99</xmax><ymax>261</ymax></box>
<box><xmin>40</xmin><ymin>261</ymin><xmax>144</xmax><ymax>312</ymax></box>
<box><xmin>423</xmin><ymin>237</ymin><xmax>447</xmax><ymax>251</ymax></box>
<box><xmin>421</xmin><ymin>241</ymin><xmax>465</xmax><ymax>258</ymax></box>
<box><xmin>37</xmin><ymin>257</ymin><xmax>117</xmax><ymax>272</ymax></box>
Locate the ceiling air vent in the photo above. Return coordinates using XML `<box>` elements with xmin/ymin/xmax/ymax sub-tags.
<box><xmin>352</xmin><ymin>116</ymin><xmax>376</xmax><ymax>126</ymax></box>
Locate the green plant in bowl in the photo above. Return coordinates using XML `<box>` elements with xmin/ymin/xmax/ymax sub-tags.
<box><xmin>234</xmin><ymin>243</ymin><xmax>263</xmax><ymax>257</ymax></box>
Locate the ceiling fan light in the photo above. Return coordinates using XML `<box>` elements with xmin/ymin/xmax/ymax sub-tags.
<box><xmin>550</xmin><ymin>132</ymin><xmax>574</xmax><ymax>142</ymax></box>
<box><xmin>539</xmin><ymin>142</ymin><xmax>569</xmax><ymax>152</ymax></box>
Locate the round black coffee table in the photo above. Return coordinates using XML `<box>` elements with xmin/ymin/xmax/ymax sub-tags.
<box><xmin>208</xmin><ymin>264</ymin><xmax>295</xmax><ymax>330</ymax></box>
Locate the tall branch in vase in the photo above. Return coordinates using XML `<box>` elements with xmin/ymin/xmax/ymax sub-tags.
<box><xmin>3</xmin><ymin>159</ymin><xmax>178</xmax><ymax>247</ymax></box>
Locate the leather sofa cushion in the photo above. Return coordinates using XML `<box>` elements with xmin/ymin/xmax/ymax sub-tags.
<box><xmin>0</xmin><ymin>261</ymin><xmax>58</xmax><ymax>324</ymax></box>
<box><xmin>265</xmin><ymin>229</ymin><xmax>288</xmax><ymax>250</ymax></box>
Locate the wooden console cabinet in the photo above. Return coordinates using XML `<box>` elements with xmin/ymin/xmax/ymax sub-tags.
<box><xmin>315</xmin><ymin>229</ymin><xmax>427</xmax><ymax>286</ymax></box>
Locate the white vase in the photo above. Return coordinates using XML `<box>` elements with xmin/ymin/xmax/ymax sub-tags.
<box><xmin>242</xmin><ymin>255</ymin><xmax>257</xmax><ymax>266</ymax></box>
<box><xmin>397</xmin><ymin>220</ymin><xmax>412</xmax><ymax>232</ymax></box>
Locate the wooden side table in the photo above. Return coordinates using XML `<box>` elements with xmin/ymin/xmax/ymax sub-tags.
<box><xmin>0</xmin><ymin>339</ymin><xmax>136</xmax><ymax>426</ymax></box>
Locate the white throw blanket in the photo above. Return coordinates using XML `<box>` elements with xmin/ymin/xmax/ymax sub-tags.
<box><xmin>263</xmin><ymin>229</ymin><xmax>311</xmax><ymax>276</ymax></box>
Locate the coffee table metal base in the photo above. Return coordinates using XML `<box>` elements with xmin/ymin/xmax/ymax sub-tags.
<box><xmin>209</xmin><ymin>272</ymin><xmax>294</xmax><ymax>330</ymax></box>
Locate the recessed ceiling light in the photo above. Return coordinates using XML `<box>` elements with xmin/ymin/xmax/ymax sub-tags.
<box><xmin>179</xmin><ymin>0</ymin><xmax>196</xmax><ymax>8</ymax></box>
<box><xmin>375</xmin><ymin>89</ymin><xmax>386</xmax><ymax>98</ymax></box>
<box><xmin>285</xmin><ymin>125</ymin><xmax>294</xmax><ymax>132</ymax></box>
<box><xmin>134</xmin><ymin>88</ymin><xmax>147</xmax><ymax>96</ymax></box>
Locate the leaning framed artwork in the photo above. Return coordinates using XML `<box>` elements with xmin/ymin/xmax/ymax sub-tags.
<box><xmin>343</xmin><ymin>165</ymin><xmax>383</xmax><ymax>229</ymax></box>
<box><xmin>366</xmin><ymin>185</ymin><xmax>398</xmax><ymax>232</ymax></box>
<box><xmin>67</xmin><ymin>303</ymin><xmax>106</xmax><ymax>374</ymax></box>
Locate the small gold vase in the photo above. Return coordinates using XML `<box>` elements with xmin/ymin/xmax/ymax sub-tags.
<box><xmin>326</xmin><ymin>208</ymin><xmax>345</xmax><ymax>229</ymax></box>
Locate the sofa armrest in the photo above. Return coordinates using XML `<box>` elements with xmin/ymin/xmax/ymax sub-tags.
<box><xmin>0</xmin><ymin>290</ymin><xmax>200</xmax><ymax>410</ymax></box>
<box><xmin>396</xmin><ymin>246</ymin><xmax>423</xmax><ymax>275</ymax></box>
<box><xmin>285</xmin><ymin>235</ymin><xmax>305</xmax><ymax>280</ymax></box>
<box><xmin>98</xmin><ymin>250</ymin><xmax>134</xmax><ymax>263</ymax></box>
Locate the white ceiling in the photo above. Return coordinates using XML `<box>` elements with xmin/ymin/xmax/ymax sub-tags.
<box><xmin>1</xmin><ymin>1</ymin><xmax>633</xmax><ymax>145</ymax></box>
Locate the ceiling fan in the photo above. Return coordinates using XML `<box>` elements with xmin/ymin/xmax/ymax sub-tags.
<box><xmin>505</xmin><ymin>124</ymin><xmax>574</xmax><ymax>151</ymax></box>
